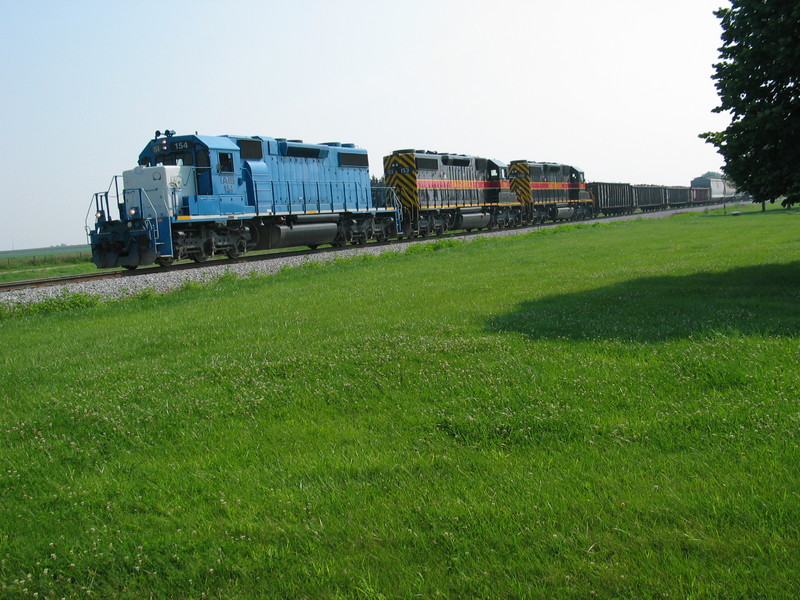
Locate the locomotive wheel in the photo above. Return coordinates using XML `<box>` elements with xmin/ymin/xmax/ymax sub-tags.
<box><xmin>123</xmin><ymin>265</ymin><xmax>138</xmax><ymax>271</ymax></box>
<box><xmin>190</xmin><ymin>251</ymin><xmax>208</xmax><ymax>263</ymax></box>
<box><xmin>225</xmin><ymin>249</ymin><xmax>240</xmax><ymax>259</ymax></box>
<box><xmin>156</xmin><ymin>257</ymin><xmax>174</xmax><ymax>267</ymax></box>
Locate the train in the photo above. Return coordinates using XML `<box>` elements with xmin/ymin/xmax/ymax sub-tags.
<box><xmin>87</xmin><ymin>131</ymin><xmax>738</xmax><ymax>269</ymax></box>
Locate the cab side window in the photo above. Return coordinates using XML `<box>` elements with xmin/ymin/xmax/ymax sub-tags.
<box><xmin>197</xmin><ymin>149</ymin><xmax>210</xmax><ymax>169</ymax></box>
<box><xmin>218</xmin><ymin>152</ymin><xmax>234</xmax><ymax>173</ymax></box>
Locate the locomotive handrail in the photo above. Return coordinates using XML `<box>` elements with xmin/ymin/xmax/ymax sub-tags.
<box><xmin>84</xmin><ymin>175</ymin><xmax>124</xmax><ymax>235</ymax></box>
<box><xmin>85</xmin><ymin>192</ymin><xmax>107</xmax><ymax>234</ymax></box>
<box><xmin>370</xmin><ymin>186</ymin><xmax>400</xmax><ymax>209</ymax></box>
<box><xmin>124</xmin><ymin>187</ymin><xmax>161</xmax><ymax>241</ymax></box>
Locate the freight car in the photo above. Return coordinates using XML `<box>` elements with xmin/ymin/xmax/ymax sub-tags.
<box><xmin>690</xmin><ymin>177</ymin><xmax>737</xmax><ymax>202</ymax></box>
<box><xmin>589</xmin><ymin>182</ymin><xmax>722</xmax><ymax>215</ymax></box>
<box><xmin>586</xmin><ymin>182</ymin><xmax>636</xmax><ymax>215</ymax></box>
<box><xmin>633</xmin><ymin>185</ymin><xmax>667</xmax><ymax>212</ymax></box>
<box><xmin>690</xmin><ymin>187</ymin><xmax>710</xmax><ymax>205</ymax></box>
<box><xmin>665</xmin><ymin>186</ymin><xmax>691</xmax><ymax>208</ymax></box>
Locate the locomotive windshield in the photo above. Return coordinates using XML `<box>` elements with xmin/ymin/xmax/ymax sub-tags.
<box><xmin>487</xmin><ymin>160</ymin><xmax>507</xmax><ymax>180</ymax></box>
<box><xmin>139</xmin><ymin>151</ymin><xmax>195</xmax><ymax>167</ymax></box>
<box><xmin>570</xmin><ymin>167</ymin><xmax>586</xmax><ymax>183</ymax></box>
<box><xmin>159</xmin><ymin>152</ymin><xmax>195</xmax><ymax>166</ymax></box>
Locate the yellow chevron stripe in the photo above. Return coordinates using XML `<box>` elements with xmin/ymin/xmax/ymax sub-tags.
<box><xmin>509</xmin><ymin>162</ymin><xmax>532</xmax><ymax>204</ymax></box>
<box><xmin>384</xmin><ymin>153</ymin><xmax>419</xmax><ymax>209</ymax></box>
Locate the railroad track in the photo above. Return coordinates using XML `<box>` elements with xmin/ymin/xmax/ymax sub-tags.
<box><xmin>0</xmin><ymin>243</ymin><xmax>385</xmax><ymax>293</ymax></box>
<box><xmin>1</xmin><ymin>203</ymin><xmax>732</xmax><ymax>294</ymax></box>
<box><xmin>0</xmin><ymin>234</ymin><xmax>468</xmax><ymax>293</ymax></box>
<box><xmin>0</xmin><ymin>270</ymin><xmax>124</xmax><ymax>293</ymax></box>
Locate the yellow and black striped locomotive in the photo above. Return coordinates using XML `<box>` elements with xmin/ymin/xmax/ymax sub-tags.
<box><xmin>383</xmin><ymin>150</ymin><xmax>593</xmax><ymax>237</ymax></box>
<box><xmin>383</xmin><ymin>149</ymin><xmax>519</xmax><ymax>236</ymax></box>
<box><xmin>509</xmin><ymin>161</ymin><xmax>594</xmax><ymax>223</ymax></box>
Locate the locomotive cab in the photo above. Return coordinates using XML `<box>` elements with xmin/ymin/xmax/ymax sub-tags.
<box><xmin>484</xmin><ymin>159</ymin><xmax>513</xmax><ymax>204</ymax></box>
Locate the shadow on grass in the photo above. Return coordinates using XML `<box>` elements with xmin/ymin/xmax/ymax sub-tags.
<box><xmin>487</xmin><ymin>261</ymin><xmax>800</xmax><ymax>342</ymax></box>
<box><xmin>702</xmin><ymin>205</ymin><xmax>799</xmax><ymax>219</ymax></box>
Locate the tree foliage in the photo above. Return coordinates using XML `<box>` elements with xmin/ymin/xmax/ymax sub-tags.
<box><xmin>701</xmin><ymin>0</ymin><xmax>800</xmax><ymax>206</ymax></box>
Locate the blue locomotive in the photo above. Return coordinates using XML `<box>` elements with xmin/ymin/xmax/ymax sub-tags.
<box><xmin>89</xmin><ymin>131</ymin><xmax>400</xmax><ymax>268</ymax></box>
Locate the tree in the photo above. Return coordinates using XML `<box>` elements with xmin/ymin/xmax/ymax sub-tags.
<box><xmin>700</xmin><ymin>0</ymin><xmax>800</xmax><ymax>206</ymax></box>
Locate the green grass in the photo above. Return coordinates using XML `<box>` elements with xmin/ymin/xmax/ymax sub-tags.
<box><xmin>1</xmin><ymin>204</ymin><xmax>799</xmax><ymax>598</ymax></box>
<box><xmin>0</xmin><ymin>246</ymin><xmax>95</xmax><ymax>283</ymax></box>
<box><xmin>0</xmin><ymin>245</ymin><xmax>90</xmax><ymax>262</ymax></box>
<box><xmin>0</xmin><ymin>243</ymin><xmax>358</xmax><ymax>284</ymax></box>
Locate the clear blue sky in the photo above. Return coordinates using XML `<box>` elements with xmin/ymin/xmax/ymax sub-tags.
<box><xmin>0</xmin><ymin>0</ymin><xmax>730</xmax><ymax>249</ymax></box>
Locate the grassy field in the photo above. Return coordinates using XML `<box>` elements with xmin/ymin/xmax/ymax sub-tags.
<box><xmin>1</xmin><ymin>205</ymin><xmax>798</xmax><ymax>598</ymax></box>
<box><xmin>0</xmin><ymin>246</ymin><xmax>94</xmax><ymax>283</ymax></box>
<box><xmin>0</xmin><ymin>242</ymin><xmax>368</xmax><ymax>284</ymax></box>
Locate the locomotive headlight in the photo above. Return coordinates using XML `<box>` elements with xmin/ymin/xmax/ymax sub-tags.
<box><xmin>95</xmin><ymin>211</ymin><xmax>103</xmax><ymax>219</ymax></box>
<box><xmin>129</xmin><ymin>208</ymin><xmax>138</xmax><ymax>216</ymax></box>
